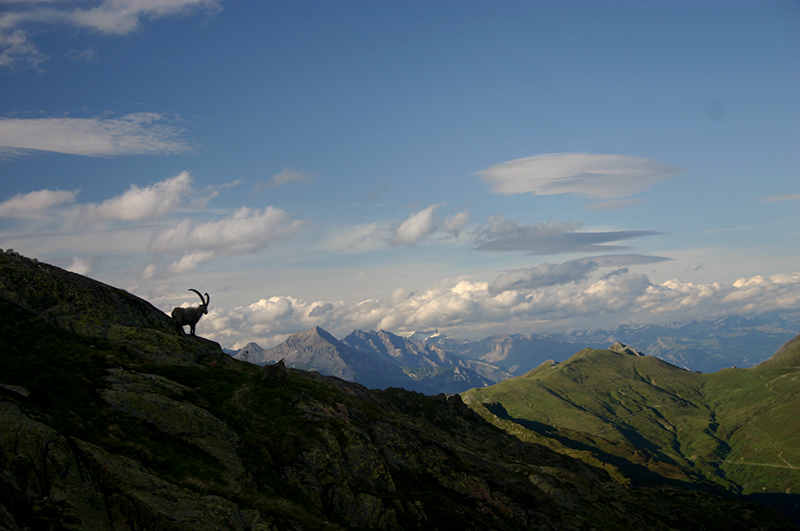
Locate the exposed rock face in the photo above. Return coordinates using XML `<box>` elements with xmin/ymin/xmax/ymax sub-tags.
<box><xmin>0</xmin><ymin>401</ymin><xmax>263</xmax><ymax>531</ymax></box>
<box><xmin>608</xmin><ymin>341</ymin><xmax>644</xmax><ymax>356</ymax></box>
<box><xmin>100</xmin><ymin>369</ymin><xmax>251</xmax><ymax>483</ymax></box>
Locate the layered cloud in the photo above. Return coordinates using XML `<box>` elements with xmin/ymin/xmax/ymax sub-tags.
<box><xmin>488</xmin><ymin>261</ymin><xmax>599</xmax><ymax>294</ymax></box>
<box><xmin>0</xmin><ymin>0</ymin><xmax>222</xmax><ymax>69</ymax></box>
<box><xmin>0</xmin><ymin>114</ymin><xmax>191</xmax><ymax>157</ymax></box>
<box><xmin>478</xmin><ymin>153</ymin><xmax>685</xmax><ymax>200</ymax></box>
<box><xmin>198</xmin><ymin>268</ymin><xmax>800</xmax><ymax>349</ymax></box>
<box><xmin>470</xmin><ymin>215</ymin><xmax>659</xmax><ymax>255</ymax></box>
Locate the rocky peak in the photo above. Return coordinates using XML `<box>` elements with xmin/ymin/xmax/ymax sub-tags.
<box><xmin>608</xmin><ymin>342</ymin><xmax>644</xmax><ymax>356</ymax></box>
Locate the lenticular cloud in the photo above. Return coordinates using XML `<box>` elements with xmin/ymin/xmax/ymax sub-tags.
<box><xmin>478</xmin><ymin>153</ymin><xmax>686</xmax><ymax>200</ymax></box>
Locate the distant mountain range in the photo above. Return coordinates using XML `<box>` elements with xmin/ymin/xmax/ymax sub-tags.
<box><xmin>232</xmin><ymin>326</ymin><xmax>505</xmax><ymax>394</ymax></box>
<box><xmin>562</xmin><ymin>315</ymin><xmax>800</xmax><ymax>372</ymax></box>
<box><xmin>231</xmin><ymin>315</ymin><xmax>799</xmax><ymax>393</ymax></box>
<box><xmin>423</xmin><ymin>315</ymin><xmax>799</xmax><ymax>375</ymax></box>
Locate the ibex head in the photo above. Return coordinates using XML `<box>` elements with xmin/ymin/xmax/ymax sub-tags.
<box><xmin>188</xmin><ymin>288</ymin><xmax>210</xmax><ymax>314</ymax></box>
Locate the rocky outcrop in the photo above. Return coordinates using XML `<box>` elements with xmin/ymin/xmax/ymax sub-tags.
<box><xmin>608</xmin><ymin>341</ymin><xmax>644</xmax><ymax>356</ymax></box>
<box><xmin>0</xmin><ymin>401</ymin><xmax>269</xmax><ymax>531</ymax></box>
<box><xmin>100</xmin><ymin>369</ymin><xmax>252</xmax><ymax>483</ymax></box>
<box><xmin>0</xmin><ymin>250</ymin><xmax>227</xmax><ymax>365</ymax></box>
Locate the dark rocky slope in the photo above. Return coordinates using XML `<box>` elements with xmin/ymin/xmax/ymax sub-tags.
<box><xmin>1</xmin><ymin>250</ymin><xmax>796</xmax><ymax>530</ymax></box>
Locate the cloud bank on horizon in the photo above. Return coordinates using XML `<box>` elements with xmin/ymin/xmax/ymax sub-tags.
<box><xmin>1</xmin><ymin>1</ymin><xmax>798</xmax><ymax>348</ymax></box>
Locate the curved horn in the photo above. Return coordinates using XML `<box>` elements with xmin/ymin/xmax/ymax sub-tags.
<box><xmin>188</xmin><ymin>289</ymin><xmax>204</xmax><ymax>304</ymax></box>
<box><xmin>204</xmin><ymin>292</ymin><xmax>210</xmax><ymax>306</ymax></box>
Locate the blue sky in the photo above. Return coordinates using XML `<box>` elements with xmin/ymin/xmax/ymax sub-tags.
<box><xmin>1</xmin><ymin>0</ymin><xmax>799</xmax><ymax>348</ymax></box>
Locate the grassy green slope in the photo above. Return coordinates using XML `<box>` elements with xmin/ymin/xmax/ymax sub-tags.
<box><xmin>704</xmin><ymin>338</ymin><xmax>800</xmax><ymax>496</ymax></box>
<box><xmin>463</xmin><ymin>341</ymin><xmax>800</xmax><ymax>519</ymax></box>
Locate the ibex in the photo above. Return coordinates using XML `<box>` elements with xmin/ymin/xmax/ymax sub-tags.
<box><xmin>171</xmin><ymin>289</ymin><xmax>210</xmax><ymax>337</ymax></box>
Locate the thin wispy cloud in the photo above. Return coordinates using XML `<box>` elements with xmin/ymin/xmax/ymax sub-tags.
<box><xmin>0</xmin><ymin>29</ymin><xmax>46</xmax><ymax>69</ymax></box>
<box><xmin>366</xmin><ymin>181</ymin><xmax>390</xmax><ymax>201</ymax></box>
<box><xmin>324</xmin><ymin>222</ymin><xmax>390</xmax><ymax>254</ymax></box>
<box><xmin>584</xmin><ymin>198</ymin><xmax>645</xmax><ymax>211</ymax></box>
<box><xmin>0</xmin><ymin>114</ymin><xmax>192</xmax><ymax>157</ymax></box>
<box><xmin>0</xmin><ymin>0</ymin><xmax>222</xmax><ymax>69</ymax></box>
<box><xmin>760</xmin><ymin>193</ymin><xmax>800</xmax><ymax>202</ymax></box>
<box><xmin>576</xmin><ymin>254</ymin><xmax>672</xmax><ymax>267</ymax></box>
<box><xmin>256</xmin><ymin>168</ymin><xmax>317</xmax><ymax>192</ymax></box>
<box><xmin>478</xmin><ymin>153</ymin><xmax>685</xmax><ymax>200</ymax></box>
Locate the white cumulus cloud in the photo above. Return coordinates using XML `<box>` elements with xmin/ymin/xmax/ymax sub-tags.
<box><xmin>478</xmin><ymin>153</ymin><xmax>685</xmax><ymax>200</ymax></box>
<box><xmin>79</xmin><ymin>171</ymin><xmax>194</xmax><ymax>225</ymax></box>
<box><xmin>197</xmin><ymin>269</ymin><xmax>800</xmax><ymax>349</ymax></box>
<box><xmin>148</xmin><ymin>206</ymin><xmax>304</xmax><ymax>258</ymax></box>
<box><xmin>443</xmin><ymin>208</ymin><xmax>471</xmax><ymax>233</ymax></box>
<box><xmin>390</xmin><ymin>202</ymin><xmax>444</xmax><ymax>247</ymax></box>
<box><xmin>67</xmin><ymin>256</ymin><xmax>94</xmax><ymax>276</ymax></box>
<box><xmin>0</xmin><ymin>189</ymin><xmax>79</xmax><ymax>218</ymax></box>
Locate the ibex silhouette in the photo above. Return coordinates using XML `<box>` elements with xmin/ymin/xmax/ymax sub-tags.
<box><xmin>171</xmin><ymin>289</ymin><xmax>209</xmax><ymax>337</ymax></box>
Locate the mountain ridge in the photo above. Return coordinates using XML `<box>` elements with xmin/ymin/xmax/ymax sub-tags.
<box><xmin>236</xmin><ymin>327</ymin><xmax>507</xmax><ymax>394</ymax></box>
<box><xmin>462</xmin><ymin>338</ymin><xmax>800</xmax><ymax>522</ymax></box>
<box><xmin>1</xmin><ymin>250</ymin><xmax>798</xmax><ymax>529</ymax></box>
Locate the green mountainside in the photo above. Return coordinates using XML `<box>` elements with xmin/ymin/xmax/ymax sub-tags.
<box><xmin>462</xmin><ymin>338</ymin><xmax>800</xmax><ymax>522</ymax></box>
<box><xmin>1</xmin><ymin>250</ymin><xmax>798</xmax><ymax>530</ymax></box>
